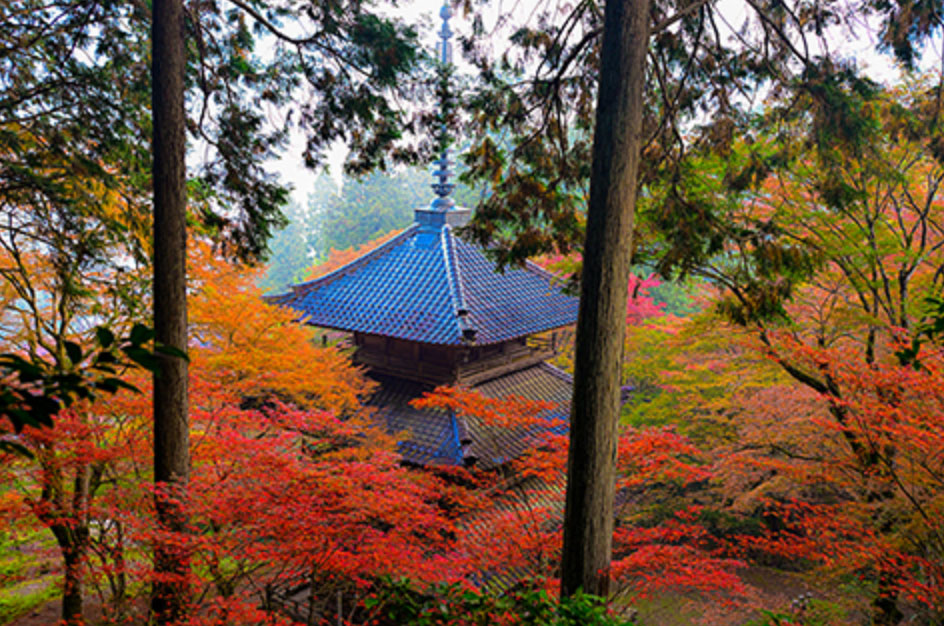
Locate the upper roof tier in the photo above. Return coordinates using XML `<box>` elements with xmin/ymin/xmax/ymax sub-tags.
<box><xmin>273</xmin><ymin>207</ymin><xmax>579</xmax><ymax>346</ymax></box>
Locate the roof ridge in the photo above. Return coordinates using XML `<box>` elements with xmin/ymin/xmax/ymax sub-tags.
<box><xmin>537</xmin><ymin>361</ymin><xmax>575</xmax><ymax>383</ymax></box>
<box><xmin>523</xmin><ymin>259</ymin><xmax>569</xmax><ymax>286</ymax></box>
<box><xmin>288</xmin><ymin>225</ymin><xmax>419</xmax><ymax>300</ymax></box>
<box><xmin>441</xmin><ymin>226</ymin><xmax>477</xmax><ymax>343</ymax></box>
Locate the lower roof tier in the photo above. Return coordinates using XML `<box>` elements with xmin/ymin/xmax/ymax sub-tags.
<box><xmin>368</xmin><ymin>361</ymin><xmax>574</xmax><ymax>469</ymax></box>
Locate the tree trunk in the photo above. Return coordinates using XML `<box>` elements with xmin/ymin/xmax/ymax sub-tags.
<box><xmin>151</xmin><ymin>0</ymin><xmax>190</xmax><ymax>622</ymax></box>
<box><xmin>50</xmin><ymin>525</ymin><xmax>88</xmax><ymax>625</ymax></box>
<box><xmin>42</xmin><ymin>464</ymin><xmax>92</xmax><ymax>625</ymax></box>
<box><xmin>61</xmin><ymin>543</ymin><xmax>85</xmax><ymax>626</ymax></box>
<box><xmin>110</xmin><ymin>521</ymin><xmax>129</xmax><ymax>620</ymax></box>
<box><xmin>560</xmin><ymin>0</ymin><xmax>650</xmax><ymax>599</ymax></box>
<box><xmin>48</xmin><ymin>521</ymin><xmax>87</xmax><ymax>625</ymax></box>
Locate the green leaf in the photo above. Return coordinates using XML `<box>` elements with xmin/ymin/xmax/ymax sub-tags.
<box><xmin>7</xmin><ymin>409</ymin><xmax>32</xmax><ymax>432</ymax></box>
<box><xmin>96</xmin><ymin>378</ymin><xmax>140</xmax><ymax>394</ymax></box>
<box><xmin>95</xmin><ymin>350</ymin><xmax>118</xmax><ymax>367</ymax></box>
<box><xmin>25</xmin><ymin>395</ymin><xmax>62</xmax><ymax>419</ymax></box>
<box><xmin>129</xmin><ymin>323</ymin><xmax>155</xmax><ymax>346</ymax></box>
<box><xmin>122</xmin><ymin>346</ymin><xmax>161</xmax><ymax>372</ymax></box>
<box><xmin>4</xmin><ymin>357</ymin><xmax>44</xmax><ymax>383</ymax></box>
<box><xmin>53</xmin><ymin>372</ymin><xmax>84</xmax><ymax>388</ymax></box>
<box><xmin>96</xmin><ymin>326</ymin><xmax>116</xmax><ymax>348</ymax></box>
<box><xmin>154</xmin><ymin>343</ymin><xmax>189</xmax><ymax>361</ymax></box>
<box><xmin>64</xmin><ymin>341</ymin><xmax>83</xmax><ymax>366</ymax></box>
<box><xmin>92</xmin><ymin>363</ymin><xmax>117</xmax><ymax>375</ymax></box>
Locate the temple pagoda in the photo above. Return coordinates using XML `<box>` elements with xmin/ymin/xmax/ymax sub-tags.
<box><xmin>274</xmin><ymin>4</ymin><xmax>579</xmax><ymax>468</ymax></box>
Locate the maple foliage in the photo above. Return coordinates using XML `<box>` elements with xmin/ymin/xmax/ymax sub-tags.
<box><xmin>0</xmin><ymin>375</ymin><xmax>480</xmax><ymax>625</ymax></box>
<box><xmin>14</xmin><ymin>220</ymin><xmax>942</xmax><ymax>624</ymax></box>
<box><xmin>622</xmin><ymin>302</ymin><xmax>944</xmax><ymax>619</ymax></box>
<box><xmin>14</xmin><ymin>155</ymin><xmax>944</xmax><ymax>624</ymax></box>
<box><xmin>0</xmin><ymin>247</ymin><xmax>393</xmax><ymax>623</ymax></box>
<box><xmin>189</xmin><ymin>242</ymin><xmax>372</xmax><ymax>414</ymax></box>
<box><xmin>0</xmin><ymin>400</ymin><xmax>149</xmax><ymax>624</ymax></box>
<box><xmin>536</xmin><ymin>253</ymin><xmax>667</xmax><ymax>325</ymax></box>
<box><xmin>0</xmin><ymin>158</ymin><xmax>154</xmax><ymax>440</ymax></box>
<box><xmin>730</xmin><ymin>334</ymin><xmax>944</xmax><ymax>617</ymax></box>
<box><xmin>181</xmin><ymin>258</ymin><xmax>454</xmax><ymax>615</ymax></box>
<box><xmin>0</xmin><ymin>157</ymin><xmax>150</xmax><ymax>355</ymax></box>
<box><xmin>413</xmin><ymin>387</ymin><xmax>746</xmax><ymax>606</ymax></box>
<box><xmin>167</xmin><ymin>379</ymin><xmax>475</xmax><ymax>622</ymax></box>
<box><xmin>728</xmin><ymin>115</ymin><xmax>944</xmax><ymax>615</ymax></box>
<box><xmin>619</xmin><ymin>306</ymin><xmax>785</xmax><ymax>438</ymax></box>
<box><xmin>0</xmin><ymin>168</ymin><xmax>158</xmax><ymax>622</ymax></box>
<box><xmin>535</xmin><ymin>252</ymin><xmax>671</xmax><ymax>374</ymax></box>
<box><xmin>14</xmin><ymin>234</ymin><xmax>936</xmax><ymax>624</ymax></box>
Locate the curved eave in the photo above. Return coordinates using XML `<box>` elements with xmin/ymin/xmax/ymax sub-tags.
<box><xmin>281</xmin><ymin>225</ymin><xmax>419</xmax><ymax>303</ymax></box>
<box><xmin>287</xmin><ymin>319</ymin><xmax>574</xmax><ymax>347</ymax></box>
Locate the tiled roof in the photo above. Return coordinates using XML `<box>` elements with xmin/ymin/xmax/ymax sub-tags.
<box><xmin>274</xmin><ymin>208</ymin><xmax>578</xmax><ymax>346</ymax></box>
<box><xmin>367</xmin><ymin>362</ymin><xmax>573</xmax><ymax>469</ymax></box>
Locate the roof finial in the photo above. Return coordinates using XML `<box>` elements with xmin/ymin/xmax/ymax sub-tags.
<box><xmin>431</xmin><ymin>1</ymin><xmax>455</xmax><ymax>211</ymax></box>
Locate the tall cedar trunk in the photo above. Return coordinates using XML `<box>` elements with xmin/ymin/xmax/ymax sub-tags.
<box><xmin>560</xmin><ymin>0</ymin><xmax>650</xmax><ymax>598</ymax></box>
<box><xmin>151</xmin><ymin>0</ymin><xmax>190</xmax><ymax>622</ymax></box>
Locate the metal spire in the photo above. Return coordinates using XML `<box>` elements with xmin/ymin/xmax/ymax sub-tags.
<box><xmin>431</xmin><ymin>1</ymin><xmax>455</xmax><ymax>211</ymax></box>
